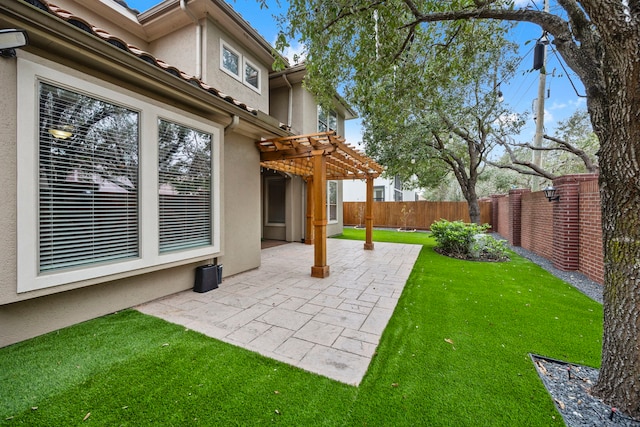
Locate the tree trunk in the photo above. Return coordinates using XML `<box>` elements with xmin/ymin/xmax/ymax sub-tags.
<box><xmin>589</xmin><ymin>24</ymin><xmax>640</xmax><ymax>418</ymax></box>
<box><xmin>463</xmin><ymin>185</ymin><xmax>481</xmax><ymax>225</ymax></box>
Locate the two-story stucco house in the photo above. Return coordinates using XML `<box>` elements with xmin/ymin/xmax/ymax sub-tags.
<box><xmin>0</xmin><ymin>0</ymin><xmax>381</xmax><ymax>347</ymax></box>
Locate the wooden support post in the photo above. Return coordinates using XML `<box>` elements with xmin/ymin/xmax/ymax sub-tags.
<box><xmin>364</xmin><ymin>175</ymin><xmax>375</xmax><ymax>250</ymax></box>
<box><xmin>311</xmin><ymin>150</ymin><xmax>330</xmax><ymax>278</ymax></box>
<box><xmin>305</xmin><ymin>178</ymin><xmax>314</xmax><ymax>245</ymax></box>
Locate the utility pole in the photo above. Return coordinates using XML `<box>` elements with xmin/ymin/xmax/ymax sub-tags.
<box><xmin>532</xmin><ymin>0</ymin><xmax>549</xmax><ymax>191</ymax></box>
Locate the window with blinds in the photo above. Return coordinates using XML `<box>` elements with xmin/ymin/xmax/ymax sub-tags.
<box><xmin>38</xmin><ymin>82</ymin><xmax>140</xmax><ymax>272</ymax></box>
<box><xmin>158</xmin><ymin>119</ymin><xmax>212</xmax><ymax>253</ymax></box>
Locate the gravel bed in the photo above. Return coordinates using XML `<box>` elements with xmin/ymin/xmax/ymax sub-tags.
<box><xmin>494</xmin><ymin>236</ymin><xmax>639</xmax><ymax>426</ymax></box>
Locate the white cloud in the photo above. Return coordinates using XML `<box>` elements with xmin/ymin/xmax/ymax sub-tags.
<box><xmin>280</xmin><ymin>40</ymin><xmax>306</xmax><ymax>65</ymax></box>
<box><xmin>549</xmin><ymin>101</ymin><xmax>567</xmax><ymax>110</ymax></box>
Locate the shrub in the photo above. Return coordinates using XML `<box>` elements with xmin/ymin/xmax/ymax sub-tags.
<box><xmin>430</xmin><ymin>219</ymin><xmax>509</xmax><ymax>261</ymax></box>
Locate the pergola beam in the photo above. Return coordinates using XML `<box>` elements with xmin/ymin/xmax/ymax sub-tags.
<box><xmin>257</xmin><ymin>131</ymin><xmax>383</xmax><ymax>279</ymax></box>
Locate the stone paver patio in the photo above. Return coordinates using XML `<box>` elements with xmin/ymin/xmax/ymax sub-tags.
<box><xmin>136</xmin><ymin>238</ymin><xmax>421</xmax><ymax>385</ymax></box>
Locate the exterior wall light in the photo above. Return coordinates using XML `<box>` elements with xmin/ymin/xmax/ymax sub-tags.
<box><xmin>543</xmin><ymin>185</ymin><xmax>559</xmax><ymax>202</ymax></box>
<box><xmin>0</xmin><ymin>29</ymin><xmax>29</xmax><ymax>58</ymax></box>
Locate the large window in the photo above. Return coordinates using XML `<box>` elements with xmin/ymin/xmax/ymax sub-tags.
<box><xmin>327</xmin><ymin>181</ymin><xmax>338</xmax><ymax>223</ymax></box>
<box><xmin>158</xmin><ymin>119</ymin><xmax>212</xmax><ymax>253</ymax></box>
<box><xmin>318</xmin><ymin>106</ymin><xmax>337</xmax><ymax>132</ymax></box>
<box><xmin>17</xmin><ymin>58</ymin><xmax>220</xmax><ymax>293</ymax></box>
<box><xmin>38</xmin><ymin>82</ymin><xmax>140</xmax><ymax>272</ymax></box>
<box><xmin>220</xmin><ymin>39</ymin><xmax>261</xmax><ymax>93</ymax></box>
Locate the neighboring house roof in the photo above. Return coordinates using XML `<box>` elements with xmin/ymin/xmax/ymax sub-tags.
<box><xmin>20</xmin><ymin>0</ymin><xmax>263</xmax><ymax>116</ymax></box>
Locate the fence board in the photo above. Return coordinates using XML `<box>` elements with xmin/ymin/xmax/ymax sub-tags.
<box><xmin>343</xmin><ymin>201</ymin><xmax>492</xmax><ymax>230</ymax></box>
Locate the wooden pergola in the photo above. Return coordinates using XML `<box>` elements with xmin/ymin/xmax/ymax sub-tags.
<box><xmin>256</xmin><ymin>131</ymin><xmax>384</xmax><ymax>278</ymax></box>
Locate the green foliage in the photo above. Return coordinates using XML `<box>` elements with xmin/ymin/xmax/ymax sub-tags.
<box><xmin>430</xmin><ymin>219</ymin><xmax>508</xmax><ymax>260</ymax></box>
<box><xmin>430</xmin><ymin>219</ymin><xmax>489</xmax><ymax>256</ymax></box>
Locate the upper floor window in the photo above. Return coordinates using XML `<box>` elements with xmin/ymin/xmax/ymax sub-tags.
<box><xmin>394</xmin><ymin>175</ymin><xmax>404</xmax><ymax>201</ymax></box>
<box><xmin>374</xmin><ymin>186</ymin><xmax>385</xmax><ymax>202</ymax></box>
<box><xmin>220</xmin><ymin>39</ymin><xmax>261</xmax><ymax>93</ymax></box>
<box><xmin>244</xmin><ymin>59</ymin><xmax>260</xmax><ymax>91</ymax></box>
<box><xmin>221</xmin><ymin>43</ymin><xmax>240</xmax><ymax>78</ymax></box>
<box><xmin>318</xmin><ymin>106</ymin><xmax>337</xmax><ymax>132</ymax></box>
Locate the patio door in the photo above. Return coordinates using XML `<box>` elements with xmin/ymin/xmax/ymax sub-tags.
<box><xmin>263</xmin><ymin>175</ymin><xmax>286</xmax><ymax>240</ymax></box>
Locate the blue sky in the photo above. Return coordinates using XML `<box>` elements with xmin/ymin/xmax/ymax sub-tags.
<box><xmin>125</xmin><ymin>0</ymin><xmax>586</xmax><ymax>148</ymax></box>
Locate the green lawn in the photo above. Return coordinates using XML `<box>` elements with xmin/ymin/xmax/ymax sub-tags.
<box><xmin>0</xmin><ymin>229</ymin><xmax>602</xmax><ymax>426</ymax></box>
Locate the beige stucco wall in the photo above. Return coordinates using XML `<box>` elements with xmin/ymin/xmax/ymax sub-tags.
<box><xmin>0</xmin><ymin>262</ymin><xmax>201</xmax><ymax>347</ymax></box>
<box><xmin>221</xmin><ymin>133</ymin><xmax>262</xmax><ymax>276</ymax></box>
<box><xmin>269</xmin><ymin>86</ymin><xmax>290</xmax><ymax>128</ymax></box>
<box><xmin>203</xmin><ymin>19</ymin><xmax>269</xmax><ymax>113</ymax></box>
<box><xmin>149</xmin><ymin>23</ymin><xmax>198</xmax><ymax>78</ymax></box>
<box><xmin>0</xmin><ymin>59</ymin><xmax>18</xmax><ymax>301</ymax></box>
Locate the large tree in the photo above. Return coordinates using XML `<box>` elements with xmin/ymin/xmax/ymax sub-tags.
<box><xmin>280</xmin><ymin>0</ymin><xmax>640</xmax><ymax>418</ymax></box>
<box><xmin>491</xmin><ymin>109</ymin><xmax>599</xmax><ymax>180</ymax></box>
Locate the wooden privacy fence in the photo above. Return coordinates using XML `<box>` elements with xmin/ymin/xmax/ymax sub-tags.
<box><xmin>343</xmin><ymin>201</ymin><xmax>492</xmax><ymax>230</ymax></box>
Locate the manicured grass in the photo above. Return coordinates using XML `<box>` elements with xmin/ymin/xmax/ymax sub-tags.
<box><xmin>0</xmin><ymin>230</ymin><xmax>602</xmax><ymax>426</ymax></box>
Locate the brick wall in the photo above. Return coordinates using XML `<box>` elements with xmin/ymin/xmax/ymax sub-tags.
<box><xmin>491</xmin><ymin>173</ymin><xmax>603</xmax><ymax>285</ymax></box>
<box><xmin>578</xmin><ymin>180</ymin><xmax>604</xmax><ymax>283</ymax></box>
<box><xmin>520</xmin><ymin>191</ymin><xmax>554</xmax><ymax>261</ymax></box>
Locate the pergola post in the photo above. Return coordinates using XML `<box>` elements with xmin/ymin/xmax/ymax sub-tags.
<box><xmin>311</xmin><ymin>150</ymin><xmax>330</xmax><ymax>278</ymax></box>
<box><xmin>305</xmin><ymin>177</ymin><xmax>314</xmax><ymax>245</ymax></box>
<box><xmin>364</xmin><ymin>175</ymin><xmax>375</xmax><ymax>250</ymax></box>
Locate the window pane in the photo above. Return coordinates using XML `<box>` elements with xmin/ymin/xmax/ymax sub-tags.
<box><xmin>158</xmin><ymin>119</ymin><xmax>212</xmax><ymax>253</ymax></box>
<box><xmin>328</xmin><ymin>110</ymin><xmax>337</xmax><ymax>131</ymax></box>
<box><xmin>317</xmin><ymin>105</ymin><xmax>327</xmax><ymax>132</ymax></box>
<box><xmin>222</xmin><ymin>46</ymin><xmax>239</xmax><ymax>75</ymax></box>
<box><xmin>245</xmin><ymin>62</ymin><xmax>259</xmax><ymax>89</ymax></box>
<box><xmin>327</xmin><ymin>181</ymin><xmax>338</xmax><ymax>221</ymax></box>
<box><xmin>38</xmin><ymin>82</ymin><xmax>139</xmax><ymax>272</ymax></box>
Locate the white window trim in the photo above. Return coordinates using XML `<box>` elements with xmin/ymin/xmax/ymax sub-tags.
<box><xmin>220</xmin><ymin>39</ymin><xmax>262</xmax><ymax>93</ymax></box>
<box><xmin>220</xmin><ymin>39</ymin><xmax>241</xmax><ymax>81</ymax></box>
<box><xmin>327</xmin><ymin>180</ymin><xmax>339</xmax><ymax>224</ymax></box>
<box><xmin>17</xmin><ymin>57</ymin><xmax>221</xmax><ymax>293</ymax></box>
<box><xmin>243</xmin><ymin>57</ymin><xmax>261</xmax><ymax>94</ymax></box>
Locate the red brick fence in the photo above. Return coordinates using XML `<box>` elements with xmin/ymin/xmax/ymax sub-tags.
<box><xmin>491</xmin><ymin>173</ymin><xmax>603</xmax><ymax>284</ymax></box>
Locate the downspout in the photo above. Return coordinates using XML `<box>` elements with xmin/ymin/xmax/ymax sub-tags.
<box><xmin>180</xmin><ymin>0</ymin><xmax>202</xmax><ymax>80</ymax></box>
<box><xmin>224</xmin><ymin>115</ymin><xmax>240</xmax><ymax>135</ymax></box>
<box><xmin>282</xmin><ymin>74</ymin><xmax>293</xmax><ymax>128</ymax></box>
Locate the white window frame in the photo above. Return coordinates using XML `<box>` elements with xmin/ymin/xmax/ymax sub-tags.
<box><xmin>220</xmin><ymin>39</ymin><xmax>262</xmax><ymax>93</ymax></box>
<box><xmin>243</xmin><ymin>57</ymin><xmax>261</xmax><ymax>94</ymax></box>
<box><xmin>220</xmin><ymin>40</ymin><xmax>241</xmax><ymax>81</ymax></box>
<box><xmin>317</xmin><ymin>106</ymin><xmax>338</xmax><ymax>132</ymax></box>
<box><xmin>17</xmin><ymin>57</ymin><xmax>221</xmax><ymax>293</ymax></box>
<box><xmin>327</xmin><ymin>180</ymin><xmax>338</xmax><ymax>224</ymax></box>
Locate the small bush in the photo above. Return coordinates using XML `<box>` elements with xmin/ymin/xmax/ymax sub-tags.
<box><xmin>430</xmin><ymin>219</ymin><xmax>509</xmax><ymax>261</ymax></box>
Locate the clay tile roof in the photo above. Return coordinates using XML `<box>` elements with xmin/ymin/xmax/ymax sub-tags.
<box><xmin>23</xmin><ymin>0</ymin><xmax>260</xmax><ymax>116</ymax></box>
